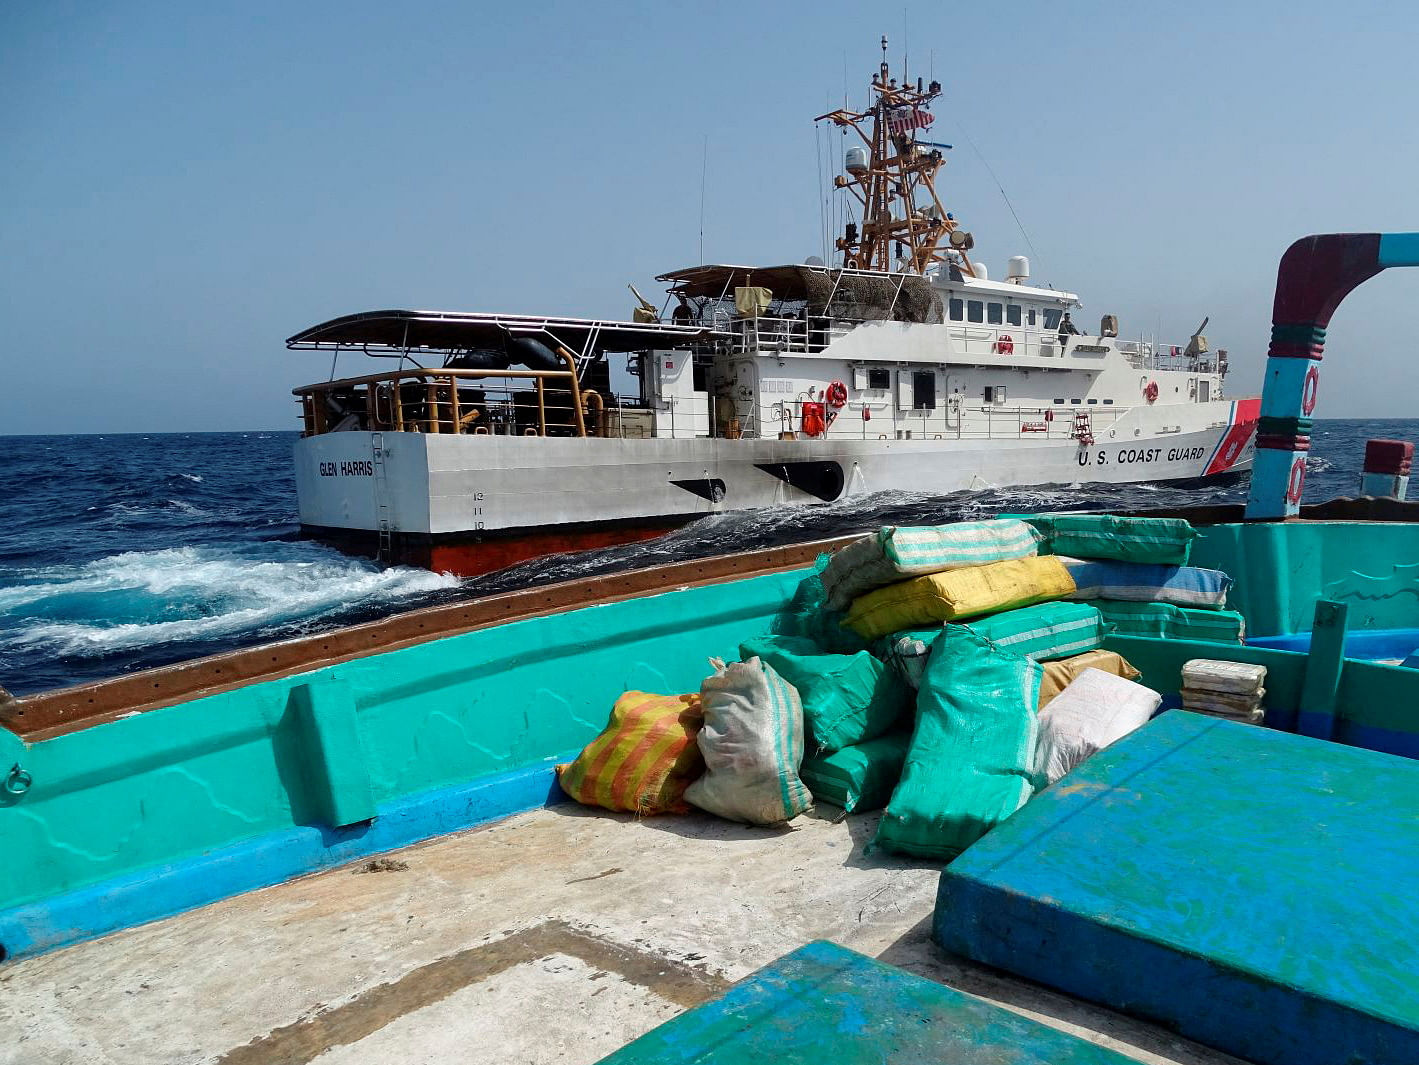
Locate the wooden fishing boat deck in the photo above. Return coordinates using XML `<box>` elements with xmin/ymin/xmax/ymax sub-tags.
<box><xmin>3</xmin><ymin>802</ymin><xmax>1243</xmax><ymax>1065</ymax></box>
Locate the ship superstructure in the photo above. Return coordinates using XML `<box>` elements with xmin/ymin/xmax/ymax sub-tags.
<box><xmin>289</xmin><ymin>43</ymin><xmax>1257</xmax><ymax>575</ymax></box>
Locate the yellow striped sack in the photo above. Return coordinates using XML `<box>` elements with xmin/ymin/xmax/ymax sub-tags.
<box><xmin>557</xmin><ymin>692</ymin><xmax>706</xmax><ymax>815</ymax></box>
<box><xmin>842</xmin><ymin>556</ymin><xmax>1076</xmax><ymax>641</ymax></box>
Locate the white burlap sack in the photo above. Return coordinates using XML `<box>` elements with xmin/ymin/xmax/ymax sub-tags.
<box><xmin>1034</xmin><ymin>668</ymin><xmax>1161</xmax><ymax>786</ymax></box>
<box><xmin>684</xmin><ymin>657</ymin><xmax>812</xmax><ymax>825</ymax></box>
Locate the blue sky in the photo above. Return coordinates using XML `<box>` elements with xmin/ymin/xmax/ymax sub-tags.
<box><xmin>3</xmin><ymin>0</ymin><xmax>1416</xmax><ymax>433</ymax></box>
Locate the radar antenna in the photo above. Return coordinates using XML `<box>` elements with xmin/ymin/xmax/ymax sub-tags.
<box><xmin>816</xmin><ymin>39</ymin><xmax>973</xmax><ymax>276</ymax></box>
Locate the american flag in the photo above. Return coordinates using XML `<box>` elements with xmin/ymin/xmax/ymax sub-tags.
<box><xmin>886</xmin><ymin>106</ymin><xmax>934</xmax><ymax>135</ymax></box>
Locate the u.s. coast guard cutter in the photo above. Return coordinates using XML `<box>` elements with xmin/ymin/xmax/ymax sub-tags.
<box><xmin>289</xmin><ymin>47</ymin><xmax>1258</xmax><ymax>575</ymax></box>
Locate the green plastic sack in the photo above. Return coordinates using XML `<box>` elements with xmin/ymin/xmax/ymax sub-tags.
<box><xmin>1026</xmin><ymin>514</ymin><xmax>1197</xmax><ymax>565</ymax></box>
<box><xmin>874</xmin><ymin>627</ymin><xmax>1042</xmax><ymax>860</ymax></box>
<box><xmin>798</xmin><ymin>729</ymin><xmax>911</xmax><ymax>813</ymax></box>
<box><xmin>872</xmin><ymin>627</ymin><xmax>943</xmax><ymax>689</ymax></box>
<box><xmin>740</xmin><ymin>634</ymin><xmax>909</xmax><ymax>752</ymax></box>
<box><xmin>1096</xmin><ymin>600</ymin><xmax>1245</xmax><ymax>643</ymax></box>
<box><xmin>955</xmin><ymin>602</ymin><xmax>1107</xmax><ymax>661</ymax></box>
<box><xmin>774</xmin><ymin>555</ymin><xmax>872</xmax><ymax>655</ymax></box>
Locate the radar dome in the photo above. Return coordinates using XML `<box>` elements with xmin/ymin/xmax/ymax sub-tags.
<box><xmin>1006</xmin><ymin>256</ymin><xmax>1030</xmax><ymax>282</ymax></box>
<box><xmin>844</xmin><ymin>146</ymin><xmax>869</xmax><ymax>175</ymax></box>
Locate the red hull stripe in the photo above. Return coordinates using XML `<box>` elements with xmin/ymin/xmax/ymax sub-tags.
<box><xmin>1204</xmin><ymin>397</ymin><xmax>1261</xmax><ymax>476</ymax></box>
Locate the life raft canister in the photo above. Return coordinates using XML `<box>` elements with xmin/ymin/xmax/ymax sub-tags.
<box><xmin>825</xmin><ymin>380</ymin><xmax>849</xmax><ymax>407</ymax></box>
<box><xmin>995</xmin><ymin>334</ymin><xmax>1014</xmax><ymax>354</ymax></box>
<box><xmin>801</xmin><ymin>400</ymin><xmax>827</xmax><ymax>438</ymax></box>
<box><xmin>1044</xmin><ymin>408</ymin><xmax>1054</xmax><ymax>422</ymax></box>
<box><xmin>1144</xmin><ymin>380</ymin><xmax>1160</xmax><ymax>404</ymax></box>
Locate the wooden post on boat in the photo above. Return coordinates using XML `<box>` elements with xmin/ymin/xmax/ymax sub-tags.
<box><xmin>1297</xmin><ymin>599</ymin><xmax>1348</xmax><ymax>742</ymax></box>
<box><xmin>535</xmin><ymin>377</ymin><xmax>547</xmax><ymax>436</ymax></box>
<box><xmin>1246</xmin><ymin>232</ymin><xmax>1419</xmax><ymax>519</ymax></box>
<box><xmin>367</xmin><ymin>382</ymin><xmax>380</xmax><ymax>430</ymax></box>
<box><xmin>393</xmin><ymin>375</ymin><xmax>404</xmax><ymax>432</ymax></box>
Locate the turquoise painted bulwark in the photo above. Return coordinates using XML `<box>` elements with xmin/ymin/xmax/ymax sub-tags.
<box><xmin>6</xmin><ymin>519</ymin><xmax>1419</xmax><ymax>962</ymax></box>
<box><xmin>0</xmin><ymin>568</ymin><xmax>806</xmax><ymax>958</ymax></box>
<box><xmin>1193</xmin><ymin>521</ymin><xmax>1419</xmax><ymax>635</ymax></box>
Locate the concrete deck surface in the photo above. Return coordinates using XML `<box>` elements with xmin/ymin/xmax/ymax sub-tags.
<box><xmin>1</xmin><ymin>803</ymin><xmax>1245</xmax><ymax>1065</ymax></box>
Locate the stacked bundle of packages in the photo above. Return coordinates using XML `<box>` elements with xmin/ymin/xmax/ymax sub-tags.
<box><xmin>1028</xmin><ymin>514</ymin><xmax>1247</xmax><ymax>644</ymax></box>
<box><xmin>1180</xmin><ymin>658</ymin><xmax>1267</xmax><ymax>724</ymax></box>
<box><xmin>824</xmin><ymin>519</ymin><xmax>1139</xmax><ymax>856</ymax></box>
<box><xmin>780</xmin><ymin>519</ymin><xmax>1062</xmax><ymax>817</ymax></box>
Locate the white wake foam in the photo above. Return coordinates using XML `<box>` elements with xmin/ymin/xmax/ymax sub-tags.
<box><xmin>0</xmin><ymin>545</ymin><xmax>459</xmax><ymax>657</ymax></box>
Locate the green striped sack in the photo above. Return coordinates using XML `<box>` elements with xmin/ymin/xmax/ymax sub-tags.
<box><xmin>684</xmin><ymin>657</ymin><xmax>813</xmax><ymax>825</ymax></box>
<box><xmin>1027</xmin><ymin>514</ymin><xmax>1197</xmax><ymax>565</ymax></box>
<box><xmin>776</xmin><ymin>555</ymin><xmax>872</xmax><ymax>655</ymax></box>
<box><xmin>799</xmin><ymin>729</ymin><xmax>911</xmax><ymax>813</ymax></box>
<box><xmin>955</xmin><ymin>602</ymin><xmax>1107</xmax><ymax>661</ymax></box>
<box><xmin>821</xmin><ymin>520</ymin><xmax>1043</xmax><ymax>610</ymax></box>
<box><xmin>1096</xmin><ymin>601</ymin><xmax>1246</xmax><ymax>643</ymax></box>
<box><xmin>874</xmin><ymin>627</ymin><xmax>1042</xmax><ymax>860</ymax></box>
<box><xmin>739</xmin><ymin>634</ymin><xmax>910</xmax><ymax>753</ymax></box>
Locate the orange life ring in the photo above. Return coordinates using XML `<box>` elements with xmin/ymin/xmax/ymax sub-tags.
<box><xmin>825</xmin><ymin>380</ymin><xmax>849</xmax><ymax>408</ymax></box>
<box><xmin>995</xmin><ymin>334</ymin><xmax>1014</xmax><ymax>355</ymax></box>
<box><xmin>1144</xmin><ymin>381</ymin><xmax>1159</xmax><ymax>404</ymax></box>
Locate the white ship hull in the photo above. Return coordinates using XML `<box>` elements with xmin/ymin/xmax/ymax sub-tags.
<box><xmin>295</xmin><ymin>396</ymin><xmax>1256</xmax><ymax>574</ymax></box>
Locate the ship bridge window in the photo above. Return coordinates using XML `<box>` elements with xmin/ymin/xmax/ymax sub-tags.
<box><xmin>987</xmin><ymin>302</ymin><xmax>1003</xmax><ymax>325</ymax></box>
<box><xmin>868</xmin><ymin>367</ymin><xmax>891</xmax><ymax>390</ymax></box>
<box><xmin>949</xmin><ymin>298</ymin><xmax>964</xmax><ymax>321</ymax></box>
<box><xmin>1043</xmin><ymin>308</ymin><xmax>1063</xmax><ymax>330</ymax></box>
<box><xmin>1087</xmin><ymin>398</ymin><xmax>1098</xmax><ymax>405</ymax></box>
<box><xmin>1006</xmin><ymin>305</ymin><xmax>1022</xmax><ymax>326</ymax></box>
<box><xmin>913</xmin><ymin>371</ymin><xmax>937</xmax><ymax>410</ymax></box>
<box><xmin>1028</xmin><ymin>309</ymin><xmax>1038</xmax><ymax>326</ymax></box>
<box><xmin>1053</xmin><ymin>398</ymin><xmax>1065</xmax><ymax>404</ymax></box>
<box><xmin>967</xmin><ymin>300</ymin><xmax>984</xmax><ymax>323</ymax></box>
<box><xmin>1103</xmin><ymin>398</ymin><xmax>1115</xmax><ymax>405</ymax></box>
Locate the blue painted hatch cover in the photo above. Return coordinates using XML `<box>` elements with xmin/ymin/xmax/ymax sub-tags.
<box><xmin>599</xmin><ymin>939</ymin><xmax>1134</xmax><ymax>1063</ymax></box>
<box><xmin>935</xmin><ymin>711</ymin><xmax>1419</xmax><ymax>1065</ymax></box>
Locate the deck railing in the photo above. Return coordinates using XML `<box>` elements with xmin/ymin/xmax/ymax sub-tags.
<box><xmin>295</xmin><ymin>366</ymin><xmax>591</xmax><ymax>438</ymax></box>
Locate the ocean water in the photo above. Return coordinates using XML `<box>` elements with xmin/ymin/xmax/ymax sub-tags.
<box><xmin>1</xmin><ymin>420</ymin><xmax>1413</xmax><ymax>696</ymax></box>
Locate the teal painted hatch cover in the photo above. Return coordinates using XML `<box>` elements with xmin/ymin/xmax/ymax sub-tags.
<box><xmin>599</xmin><ymin>939</ymin><xmax>1135</xmax><ymax>1063</ymax></box>
<box><xmin>935</xmin><ymin>711</ymin><xmax>1419</xmax><ymax>1065</ymax></box>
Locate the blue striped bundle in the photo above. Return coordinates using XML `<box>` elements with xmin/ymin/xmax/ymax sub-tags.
<box><xmin>1061</xmin><ymin>560</ymin><xmax>1232</xmax><ymax>610</ymax></box>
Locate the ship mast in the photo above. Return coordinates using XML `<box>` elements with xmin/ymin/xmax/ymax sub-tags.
<box><xmin>816</xmin><ymin>36</ymin><xmax>975</xmax><ymax>277</ymax></box>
